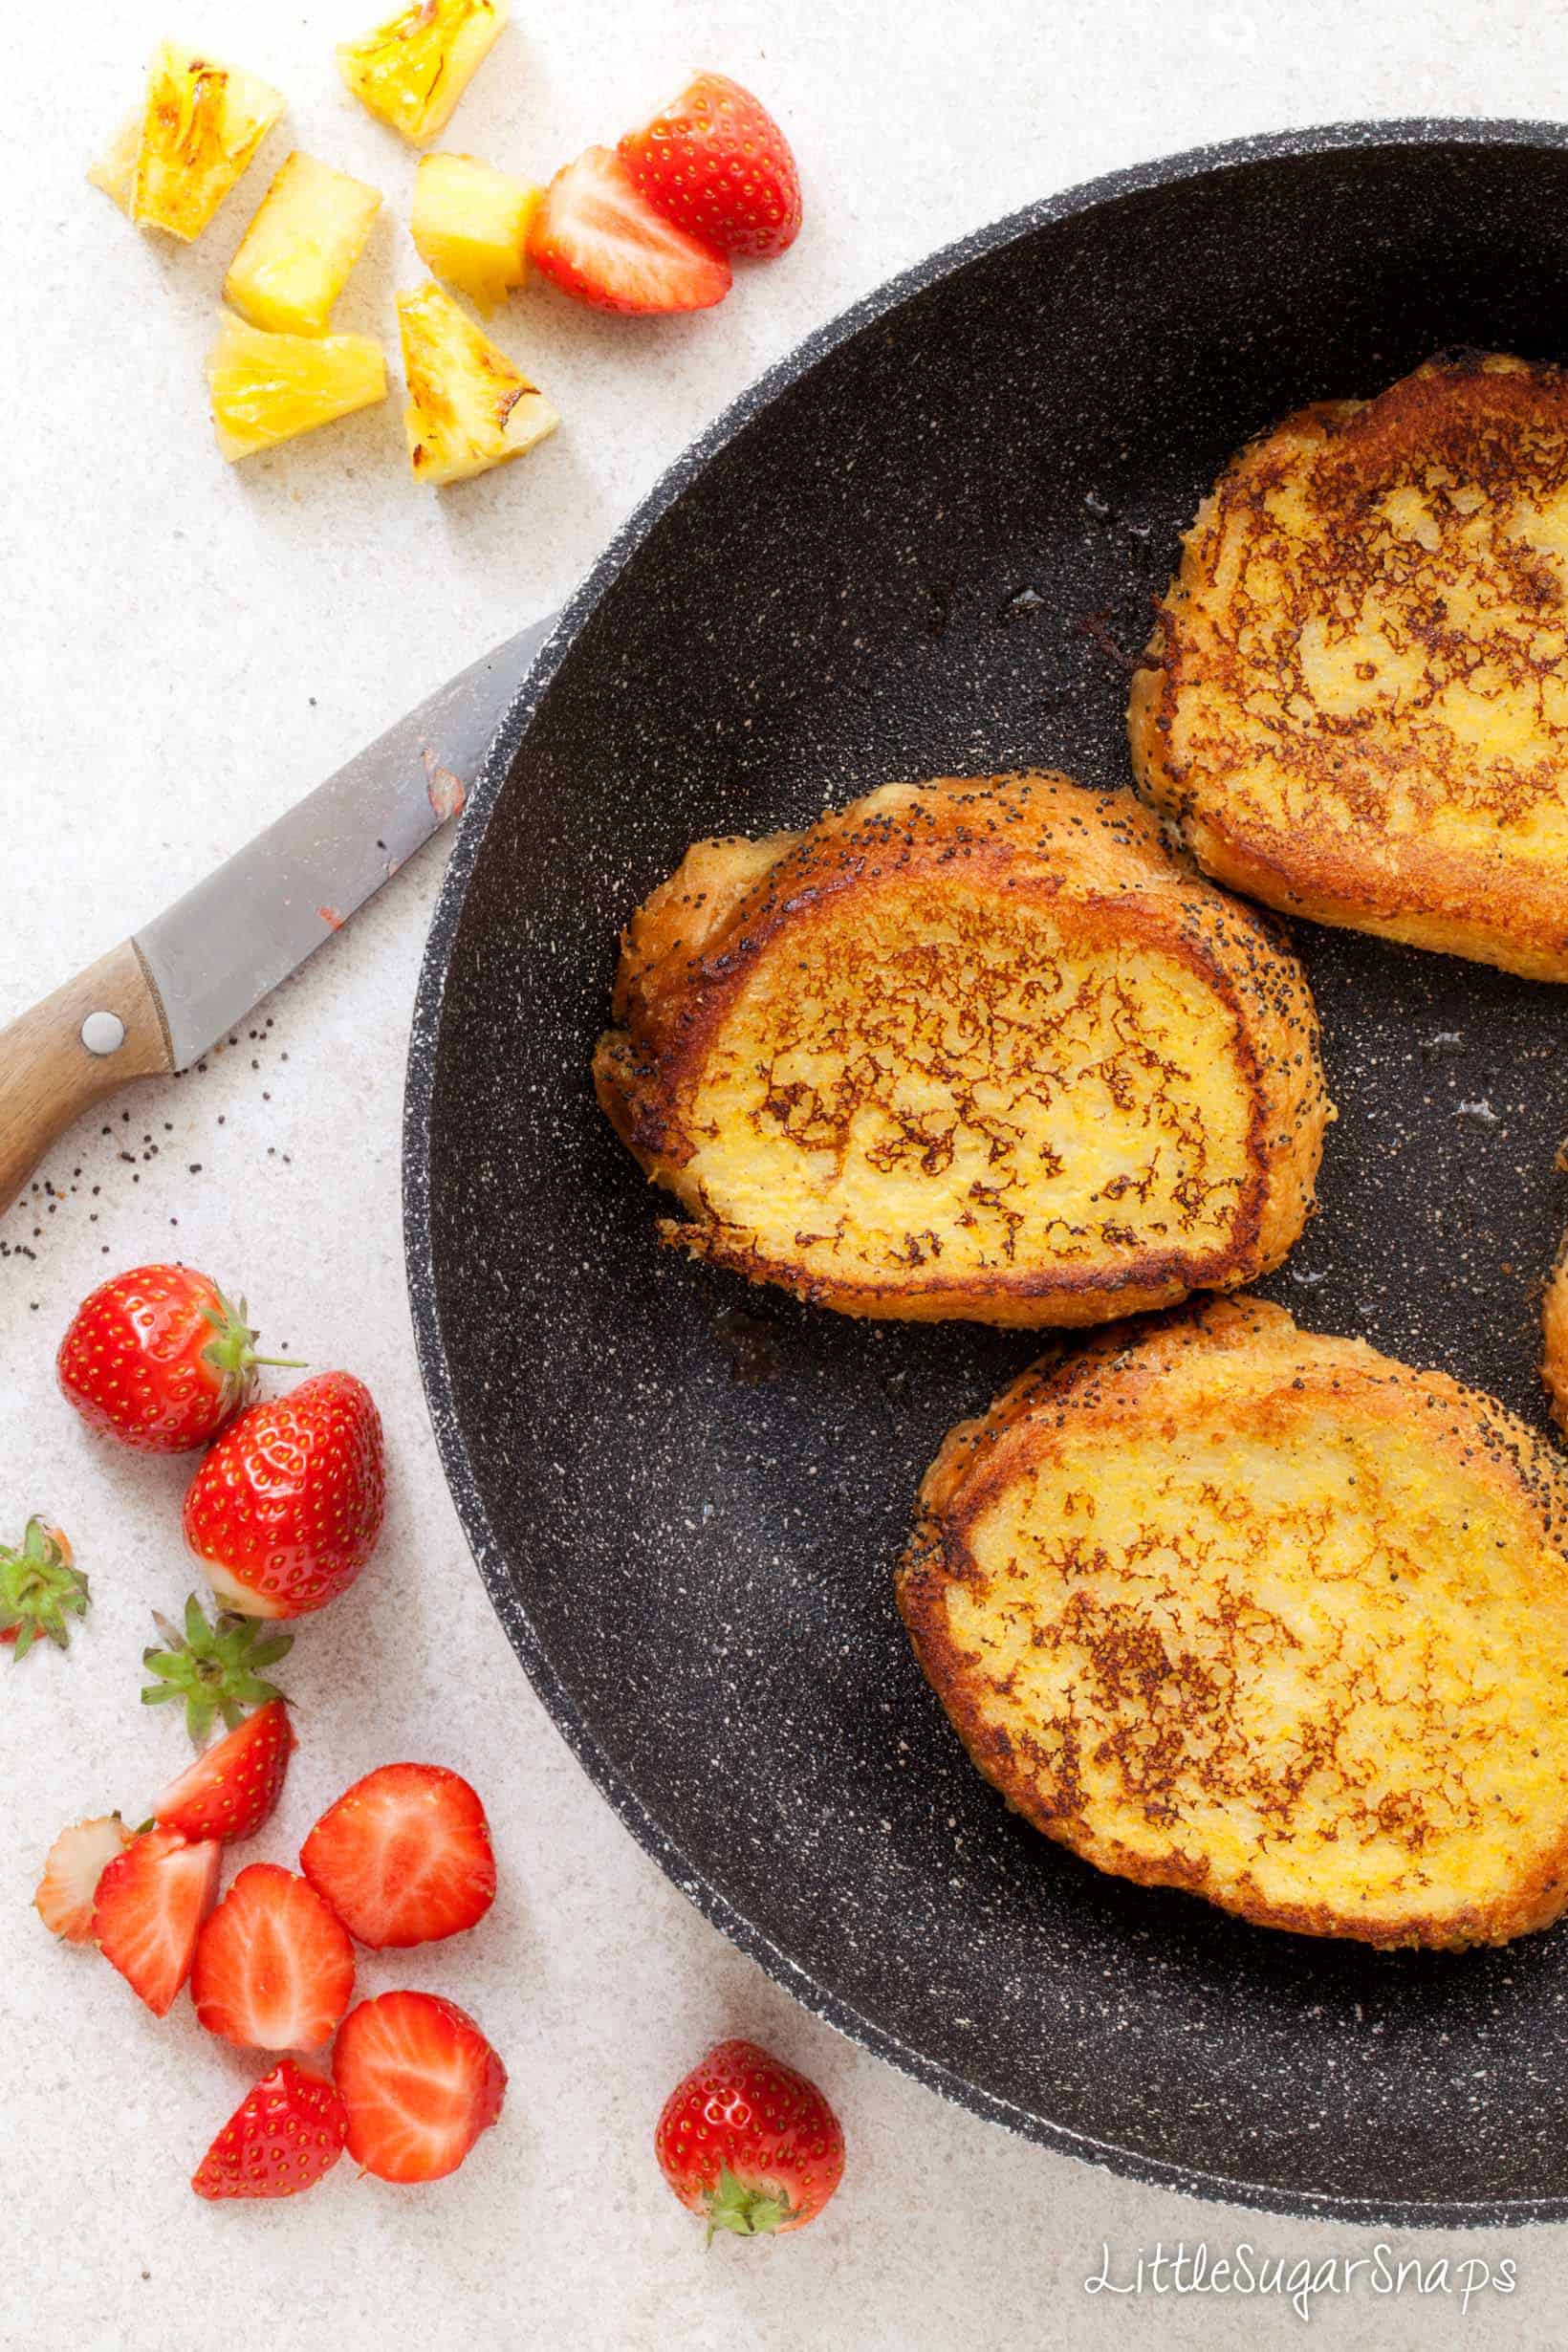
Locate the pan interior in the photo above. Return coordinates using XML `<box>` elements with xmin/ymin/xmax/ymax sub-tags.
<box><xmin>416</xmin><ymin>133</ymin><xmax>1568</xmax><ymax>2220</ymax></box>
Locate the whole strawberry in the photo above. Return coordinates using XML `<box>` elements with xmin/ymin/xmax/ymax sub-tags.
<box><xmin>184</xmin><ymin>1372</ymin><xmax>385</xmax><ymax>1620</ymax></box>
<box><xmin>57</xmin><ymin>1264</ymin><xmax>288</xmax><ymax>1453</ymax></box>
<box><xmin>0</xmin><ymin>1520</ymin><xmax>88</xmax><ymax>1659</ymax></box>
<box><xmin>654</xmin><ymin>2037</ymin><xmax>844</xmax><ymax>2240</ymax></box>
<box><xmin>620</xmin><ymin>73</ymin><xmax>801</xmax><ymax>260</ymax></box>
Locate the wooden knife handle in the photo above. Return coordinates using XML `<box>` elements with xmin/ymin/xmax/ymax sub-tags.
<box><xmin>0</xmin><ymin>942</ymin><xmax>173</xmax><ymax>1214</ymax></box>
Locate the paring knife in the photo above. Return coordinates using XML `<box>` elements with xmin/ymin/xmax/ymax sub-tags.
<box><xmin>0</xmin><ymin>612</ymin><xmax>555</xmax><ymax>1213</ymax></box>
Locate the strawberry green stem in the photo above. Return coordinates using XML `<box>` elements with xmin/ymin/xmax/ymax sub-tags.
<box><xmin>703</xmin><ymin>2166</ymin><xmax>795</xmax><ymax>2245</ymax></box>
<box><xmin>142</xmin><ymin>1593</ymin><xmax>293</xmax><ymax>1742</ymax></box>
<box><xmin>199</xmin><ymin>1287</ymin><xmax>303</xmax><ymax>1411</ymax></box>
<box><xmin>0</xmin><ymin>1520</ymin><xmax>89</xmax><ymax>1660</ymax></box>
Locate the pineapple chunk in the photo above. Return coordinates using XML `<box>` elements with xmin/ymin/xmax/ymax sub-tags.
<box><xmin>338</xmin><ymin>0</ymin><xmax>508</xmax><ymax>147</ymax></box>
<box><xmin>87</xmin><ymin>114</ymin><xmax>142</xmax><ymax>213</ymax></box>
<box><xmin>412</xmin><ymin>154</ymin><xmax>539</xmax><ymax>312</ymax></box>
<box><xmin>225</xmin><ymin>153</ymin><xmax>381</xmax><ymax>336</ymax></box>
<box><xmin>130</xmin><ymin>43</ymin><xmax>285</xmax><ymax>241</ymax></box>
<box><xmin>397</xmin><ymin>281</ymin><xmax>557</xmax><ymax>486</ymax></box>
<box><xmin>207</xmin><ymin>313</ymin><xmax>387</xmax><ymax>462</ymax></box>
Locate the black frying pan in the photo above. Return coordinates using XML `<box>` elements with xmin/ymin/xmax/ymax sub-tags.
<box><xmin>404</xmin><ymin>121</ymin><xmax>1568</xmax><ymax>2225</ymax></box>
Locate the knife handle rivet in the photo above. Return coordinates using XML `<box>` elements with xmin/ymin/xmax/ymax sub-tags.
<box><xmin>80</xmin><ymin>1011</ymin><xmax>126</xmax><ymax>1058</ymax></box>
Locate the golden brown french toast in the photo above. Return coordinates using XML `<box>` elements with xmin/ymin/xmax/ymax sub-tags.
<box><xmin>1130</xmin><ymin>353</ymin><xmax>1568</xmax><ymax>981</ymax></box>
<box><xmin>1543</xmin><ymin>1230</ymin><xmax>1568</xmax><ymax>1432</ymax></box>
<box><xmin>594</xmin><ymin>774</ymin><xmax>1329</xmax><ymax>1326</ymax></box>
<box><xmin>898</xmin><ymin>1297</ymin><xmax>1568</xmax><ymax>1949</ymax></box>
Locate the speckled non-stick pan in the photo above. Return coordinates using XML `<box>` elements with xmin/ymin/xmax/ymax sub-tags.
<box><xmin>404</xmin><ymin>121</ymin><xmax>1568</xmax><ymax>2225</ymax></box>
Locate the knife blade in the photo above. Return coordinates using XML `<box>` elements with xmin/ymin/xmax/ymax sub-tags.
<box><xmin>137</xmin><ymin>611</ymin><xmax>555</xmax><ymax>1071</ymax></box>
<box><xmin>0</xmin><ymin>611</ymin><xmax>555</xmax><ymax>1211</ymax></box>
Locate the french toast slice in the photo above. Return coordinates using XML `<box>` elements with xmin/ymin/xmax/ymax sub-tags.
<box><xmin>1543</xmin><ymin>1230</ymin><xmax>1568</xmax><ymax>1433</ymax></box>
<box><xmin>594</xmin><ymin>774</ymin><xmax>1329</xmax><ymax>1326</ymax></box>
<box><xmin>898</xmin><ymin>1298</ymin><xmax>1568</xmax><ymax>1949</ymax></box>
<box><xmin>1130</xmin><ymin>353</ymin><xmax>1568</xmax><ymax>981</ymax></box>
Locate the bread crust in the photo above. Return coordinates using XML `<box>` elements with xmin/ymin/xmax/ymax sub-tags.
<box><xmin>1543</xmin><ymin>1228</ymin><xmax>1568</xmax><ymax>1434</ymax></box>
<box><xmin>595</xmin><ymin>775</ymin><xmax>1330</xmax><ymax>1326</ymax></box>
<box><xmin>1130</xmin><ymin>354</ymin><xmax>1568</xmax><ymax>981</ymax></box>
<box><xmin>898</xmin><ymin>1298</ymin><xmax>1568</xmax><ymax>1949</ymax></box>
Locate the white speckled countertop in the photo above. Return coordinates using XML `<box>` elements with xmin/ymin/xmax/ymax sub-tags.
<box><xmin>7</xmin><ymin>4</ymin><xmax>1568</xmax><ymax>2345</ymax></box>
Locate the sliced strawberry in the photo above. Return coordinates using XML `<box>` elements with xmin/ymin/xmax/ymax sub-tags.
<box><xmin>192</xmin><ymin>2059</ymin><xmax>347</xmax><ymax>2201</ymax></box>
<box><xmin>153</xmin><ymin>1698</ymin><xmax>294</xmax><ymax>1842</ymax></box>
<box><xmin>620</xmin><ymin>73</ymin><xmax>801</xmax><ymax>259</ymax></box>
<box><xmin>299</xmin><ymin>1762</ymin><xmax>496</xmax><ymax>1949</ymax></box>
<box><xmin>33</xmin><ymin>1815</ymin><xmax>130</xmax><ymax>1944</ymax></box>
<box><xmin>333</xmin><ymin>1991</ymin><xmax>506</xmax><ymax>2183</ymax></box>
<box><xmin>529</xmin><ymin>145</ymin><xmax>730</xmax><ymax>315</ymax></box>
<box><xmin>191</xmin><ymin>1862</ymin><xmax>356</xmax><ymax>2052</ymax></box>
<box><xmin>94</xmin><ymin>1828</ymin><xmax>221</xmax><ymax>2016</ymax></box>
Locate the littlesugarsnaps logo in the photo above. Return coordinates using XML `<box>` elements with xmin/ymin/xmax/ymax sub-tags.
<box><xmin>1083</xmin><ymin>2240</ymin><xmax>1517</xmax><ymax>2323</ymax></box>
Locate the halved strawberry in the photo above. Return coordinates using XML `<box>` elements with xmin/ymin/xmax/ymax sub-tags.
<box><xmin>94</xmin><ymin>1828</ymin><xmax>221</xmax><ymax>2016</ymax></box>
<box><xmin>529</xmin><ymin>145</ymin><xmax>730</xmax><ymax>315</ymax></box>
<box><xmin>153</xmin><ymin>1698</ymin><xmax>294</xmax><ymax>1843</ymax></box>
<box><xmin>33</xmin><ymin>1815</ymin><xmax>130</xmax><ymax>1944</ymax></box>
<box><xmin>299</xmin><ymin>1762</ymin><xmax>496</xmax><ymax>1949</ymax></box>
<box><xmin>191</xmin><ymin>1862</ymin><xmax>356</xmax><ymax>2052</ymax></box>
<box><xmin>192</xmin><ymin>2059</ymin><xmax>347</xmax><ymax>2201</ymax></box>
<box><xmin>333</xmin><ymin>1990</ymin><xmax>506</xmax><ymax>2183</ymax></box>
<box><xmin>620</xmin><ymin>73</ymin><xmax>801</xmax><ymax>259</ymax></box>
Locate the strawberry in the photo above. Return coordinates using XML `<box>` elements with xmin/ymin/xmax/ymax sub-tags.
<box><xmin>94</xmin><ymin>1828</ymin><xmax>221</xmax><ymax>2015</ymax></box>
<box><xmin>529</xmin><ymin>145</ymin><xmax>731</xmax><ymax>315</ymax></box>
<box><xmin>0</xmin><ymin>1520</ymin><xmax>88</xmax><ymax>1659</ymax></box>
<box><xmin>299</xmin><ymin>1762</ymin><xmax>495</xmax><ymax>1949</ymax></box>
<box><xmin>57</xmin><ymin>1264</ymin><xmax>292</xmax><ymax>1453</ymax></box>
<box><xmin>654</xmin><ymin>2038</ymin><xmax>844</xmax><ymax>2239</ymax></box>
<box><xmin>192</xmin><ymin>2059</ymin><xmax>347</xmax><ymax>2201</ymax></box>
<box><xmin>333</xmin><ymin>1991</ymin><xmax>505</xmax><ymax>2183</ymax></box>
<box><xmin>191</xmin><ymin>1862</ymin><xmax>356</xmax><ymax>2052</ymax></box>
<box><xmin>142</xmin><ymin>1594</ymin><xmax>293</xmax><ymax>1741</ymax></box>
<box><xmin>620</xmin><ymin>73</ymin><xmax>801</xmax><ymax>260</ymax></box>
<box><xmin>183</xmin><ymin>1371</ymin><xmax>385</xmax><ymax>1620</ymax></box>
<box><xmin>153</xmin><ymin>1697</ymin><xmax>294</xmax><ymax>1843</ymax></box>
<box><xmin>33</xmin><ymin>1815</ymin><xmax>130</xmax><ymax>1943</ymax></box>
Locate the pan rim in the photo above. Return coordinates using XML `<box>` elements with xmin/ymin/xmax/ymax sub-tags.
<box><xmin>403</xmin><ymin>114</ymin><xmax>1568</xmax><ymax>2229</ymax></box>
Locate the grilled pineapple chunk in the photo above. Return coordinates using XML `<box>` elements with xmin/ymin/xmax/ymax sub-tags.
<box><xmin>412</xmin><ymin>153</ymin><xmax>540</xmax><ymax>311</ymax></box>
<box><xmin>338</xmin><ymin>0</ymin><xmax>508</xmax><ymax>146</ymax></box>
<box><xmin>130</xmin><ymin>43</ymin><xmax>285</xmax><ymax>241</ymax></box>
<box><xmin>87</xmin><ymin>114</ymin><xmax>142</xmax><ymax>213</ymax></box>
<box><xmin>207</xmin><ymin>314</ymin><xmax>387</xmax><ymax>462</ymax></box>
<box><xmin>397</xmin><ymin>282</ymin><xmax>557</xmax><ymax>485</ymax></box>
<box><xmin>225</xmin><ymin>153</ymin><xmax>381</xmax><ymax>336</ymax></box>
